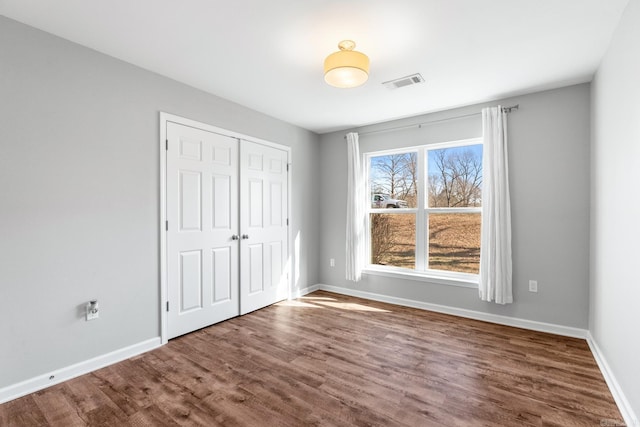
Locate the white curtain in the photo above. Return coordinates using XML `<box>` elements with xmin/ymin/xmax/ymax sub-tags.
<box><xmin>479</xmin><ymin>106</ymin><xmax>513</xmax><ymax>304</ymax></box>
<box><xmin>345</xmin><ymin>132</ymin><xmax>365</xmax><ymax>282</ymax></box>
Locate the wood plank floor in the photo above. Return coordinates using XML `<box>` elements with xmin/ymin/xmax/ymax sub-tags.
<box><xmin>0</xmin><ymin>291</ymin><xmax>623</xmax><ymax>426</ymax></box>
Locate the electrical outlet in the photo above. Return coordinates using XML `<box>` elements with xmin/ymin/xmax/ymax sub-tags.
<box><xmin>330</xmin><ymin>258</ymin><xmax>335</xmax><ymax>267</ymax></box>
<box><xmin>529</xmin><ymin>280</ymin><xmax>538</xmax><ymax>293</ymax></box>
<box><xmin>86</xmin><ymin>300</ymin><xmax>99</xmax><ymax>321</ymax></box>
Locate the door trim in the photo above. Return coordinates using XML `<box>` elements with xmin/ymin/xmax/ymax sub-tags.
<box><xmin>159</xmin><ymin>112</ymin><xmax>292</xmax><ymax>344</ymax></box>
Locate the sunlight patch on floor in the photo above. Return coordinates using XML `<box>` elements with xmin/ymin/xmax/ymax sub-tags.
<box><xmin>278</xmin><ymin>294</ymin><xmax>393</xmax><ymax>312</ymax></box>
<box><xmin>277</xmin><ymin>300</ymin><xmax>318</xmax><ymax>308</ymax></box>
<box><xmin>279</xmin><ymin>296</ymin><xmax>390</xmax><ymax>312</ymax></box>
<box><xmin>300</xmin><ymin>296</ymin><xmax>338</xmax><ymax>302</ymax></box>
<box><xmin>312</xmin><ymin>301</ymin><xmax>390</xmax><ymax>312</ymax></box>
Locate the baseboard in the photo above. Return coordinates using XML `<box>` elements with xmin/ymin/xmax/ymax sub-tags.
<box><xmin>0</xmin><ymin>337</ymin><xmax>161</xmax><ymax>405</ymax></box>
<box><xmin>587</xmin><ymin>333</ymin><xmax>639</xmax><ymax>427</ymax></box>
<box><xmin>291</xmin><ymin>283</ymin><xmax>321</xmax><ymax>299</ymax></box>
<box><xmin>316</xmin><ymin>284</ymin><xmax>588</xmax><ymax>339</ymax></box>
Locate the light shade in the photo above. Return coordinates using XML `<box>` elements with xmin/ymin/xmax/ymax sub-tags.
<box><xmin>324</xmin><ymin>40</ymin><xmax>369</xmax><ymax>88</ymax></box>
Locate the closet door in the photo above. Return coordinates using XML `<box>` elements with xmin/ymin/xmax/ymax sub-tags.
<box><xmin>166</xmin><ymin>122</ymin><xmax>240</xmax><ymax>339</ymax></box>
<box><xmin>239</xmin><ymin>140</ymin><xmax>289</xmax><ymax>315</ymax></box>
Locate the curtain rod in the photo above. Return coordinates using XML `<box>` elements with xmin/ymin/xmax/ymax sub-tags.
<box><xmin>346</xmin><ymin>104</ymin><xmax>519</xmax><ymax>138</ymax></box>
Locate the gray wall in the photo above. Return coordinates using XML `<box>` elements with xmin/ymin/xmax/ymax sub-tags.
<box><xmin>319</xmin><ymin>84</ymin><xmax>591</xmax><ymax>328</ymax></box>
<box><xmin>0</xmin><ymin>17</ymin><xmax>320</xmax><ymax>388</ymax></box>
<box><xmin>591</xmin><ymin>0</ymin><xmax>640</xmax><ymax>418</ymax></box>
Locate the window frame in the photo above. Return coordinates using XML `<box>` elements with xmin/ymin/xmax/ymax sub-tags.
<box><xmin>363</xmin><ymin>137</ymin><xmax>483</xmax><ymax>288</ymax></box>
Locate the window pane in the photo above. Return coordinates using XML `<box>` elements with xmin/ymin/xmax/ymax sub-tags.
<box><xmin>427</xmin><ymin>145</ymin><xmax>482</xmax><ymax>207</ymax></box>
<box><xmin>428</xmin><ymin>213</ymin><xmax>481</xmax><ymax>274</ymax></box>
<box><xmin>370</xmin><ymin>152</ymin><xmax>417</xmax><ymax>208</ymax></box>
<box><xmin>370</xmin><ymin>213</ymin><xmax>415</xmax><ymax>269</ymax></box>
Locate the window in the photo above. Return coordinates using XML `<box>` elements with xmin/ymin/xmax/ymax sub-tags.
<box><xmin>366</xmin><ymin>138</ymin><xmax>483</xmax><ymax>284</ymax></box>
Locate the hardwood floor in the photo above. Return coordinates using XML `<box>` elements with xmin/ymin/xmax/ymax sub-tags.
<box><xmin>0</xmin><ymin>291</ymin><xmax>623</xmax><ymax>426</ymax></box>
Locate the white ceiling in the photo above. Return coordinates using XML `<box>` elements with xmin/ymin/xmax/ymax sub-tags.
<box><xmin>0</xmin><ymin>0</ymin><xmax>629</xmax><ymax>134</ymax></box>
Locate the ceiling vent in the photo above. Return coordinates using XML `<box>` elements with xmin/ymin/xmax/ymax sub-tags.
<box><xmin>382</xmin><ymin>73</ymin><xmax>425</xmax><ymax>90</ymax></box>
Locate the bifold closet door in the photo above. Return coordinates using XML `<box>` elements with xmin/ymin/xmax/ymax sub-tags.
<box><xmin>166</xmin><ymin>123</ymin><xmax>240</xmax><ymax>339</ymax></box>
<box><xmin>239</xmin><ymin>140</ymin><xmax>289</xmax><ymax>315</ymax></box>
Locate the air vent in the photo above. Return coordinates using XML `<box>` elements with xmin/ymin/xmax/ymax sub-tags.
<box><xmin>382</xmin><ymin>73</ymin><xmax>425</xmax><ymax>90</ymax></box>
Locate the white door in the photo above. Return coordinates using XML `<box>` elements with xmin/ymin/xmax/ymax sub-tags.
<box><xmin>240</xmin><ymin>140</ymin><xmax>289</xmax><ymax>315</ymax></box>
<box><xmin>166</xmin><ymin>122</ymin><xmax>240</xmax><ymax>339</ymax></box>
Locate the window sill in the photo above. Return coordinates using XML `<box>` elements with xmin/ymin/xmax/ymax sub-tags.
<box><xmin>362</xmin><ymin>266</ymin><xmax>479</xmax><ymax>289</ymax></box>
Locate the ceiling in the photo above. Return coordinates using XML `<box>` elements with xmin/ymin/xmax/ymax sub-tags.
<box><xmin>0</xmin><ymin>0</ymin><xmax>629</xmax><ymax>134</ymax></box>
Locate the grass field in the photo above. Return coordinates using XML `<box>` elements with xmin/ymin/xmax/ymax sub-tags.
<box><xmin>371</xmin><ymin>213</ymin><xmax>481</xmax><ymax>274</ymax></box>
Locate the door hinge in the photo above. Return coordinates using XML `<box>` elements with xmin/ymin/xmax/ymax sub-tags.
<box><xmin>165</xmin><ymin>221</ymin><xmax>168</xmax><ymax>231</ymax></box>
<box><xmin>286</xmin><ymin>218</ymin><xmax>289</xmax><ymax>226</ymax></box>
<box><xmin>286</xmin><ymin>163</ymin><xmax>290</xmax><ymax>172</ymax></box>
<box><xmin>166</xmin><ymin>301</ymin><xmax>169</xmax><ymax>312</ymax></box>
<box><xmin>165</xmin><ymin>139</ymin><xmax>168</xmax><ymax>151</ymax></box>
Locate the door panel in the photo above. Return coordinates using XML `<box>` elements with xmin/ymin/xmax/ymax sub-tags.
<box><xmin>269</xmin><ymin>241</ymin><xmax>283</xmax><ymax>288</ymax></box>
<box><xmin>240</xmin><ymin>140</ymin><xmax>289</xmax><ymax>314</ymax></box>
<box><xmin>270</xmin><ymin>182</ymin><xmax>282</xmax><ymax>226</ymax></box>
<box><xmin>211</xmin><ymin>247</ymin><xmax>231</xmax><ymax>302</ymax></box>
<box><xmin>212</xmin><ymin>175</ymin><xmax>231</xmax><ymax>229</ymax></box>
<box><xmin>248</xmin><ymin>244</ymin><xmax>264</xmax><ymax>294</ymax></box>
<box><xmin>248</xmin><ymin>179</ymin><xmax>263</xmax><ymax>227</ymax></box>
<box><xmin>179</xmin><ymin>171</ymin><xmax>202</xmax><ymax>231</ymax></box>
<box><xmin>167</xmin><ymin>122</ymin><xmax>239</xmax><ymax>339</ymax></box>
<box><xmin>180</xmin><ymin>250</ymin><xmax>202</xmax><ymax>312</ymax></box>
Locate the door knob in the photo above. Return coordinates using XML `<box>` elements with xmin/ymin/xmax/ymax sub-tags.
<box><xmin>231</xmin><ymin>234</ymin><xmax>239</xmax><ymax>240</ymax></box>
<box><xmin>242</xmin><ymin>234</ymin><xmax>249</xmax><ymax>240</ymax></box>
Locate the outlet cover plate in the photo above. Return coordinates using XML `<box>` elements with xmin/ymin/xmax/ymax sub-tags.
<box><xmin>86</xmin><ymin>302</ymin><xmax>99</xmax><ymax>321</ymax></box>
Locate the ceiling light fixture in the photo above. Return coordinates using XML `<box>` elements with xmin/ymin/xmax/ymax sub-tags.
<box><xmin>324</xmin><ymin>40</ymin><xmax>369</xmax><ymax>88</ymax></box>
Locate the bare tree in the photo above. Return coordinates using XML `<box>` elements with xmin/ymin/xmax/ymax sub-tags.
<box><xmin>371</xmin><ymin>152</ymin><xmax>417</xmax><ymax>206</ymax></box>
<box><xmin>373</xmin><ymin>154</ymin><xmax>407</xmax><ymax>198</ymax></box>
<box><xmin>453</xmin><ymin>150</ymin><xmax>482</xmax><ymax>207</ymax></box>
<box><xmin>430</xmin><ymin>150</ymin><xmax>454</xmax><ymax>207</ymax></box>
<box><xmin>400</xmin><ymin>152</ymin><xmax>417</xmax><ymax>205</ymax></box>
<box><xmin>428</xmin><ymin>148</ymin><xmax>482</xmax><ymax>207</ymax></box>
